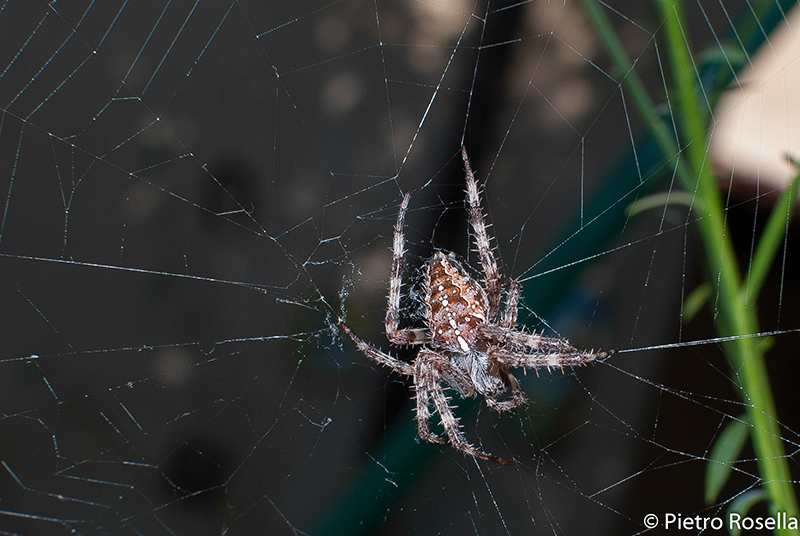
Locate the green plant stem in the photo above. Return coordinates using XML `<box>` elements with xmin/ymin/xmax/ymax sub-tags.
<box><xmin>582</xmin><ymin>0</ymin><xmax>798</xmax><ymax>529</ymax></box>
<box><xmin>659</xmin><ymin>1</ymin><xmax>798</xmax><ymax>525</ymax></box>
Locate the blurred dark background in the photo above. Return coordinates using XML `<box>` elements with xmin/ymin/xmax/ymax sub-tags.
<box><xmin>1</xmin><ymin>1</ymin><xmax>799</xmax><ymax>534</ymax></box>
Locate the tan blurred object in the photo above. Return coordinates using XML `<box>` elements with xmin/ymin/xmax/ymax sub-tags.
<box><xmin>710</xmin><ymin>7</ymin><xmax>800</xmax><ymax>195</ymax></box>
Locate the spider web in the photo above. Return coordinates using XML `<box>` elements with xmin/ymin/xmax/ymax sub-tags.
<box><xmin>1</xmin><ymin>0</ymin><xmax>799</xmax><ymax>534</ymax></box>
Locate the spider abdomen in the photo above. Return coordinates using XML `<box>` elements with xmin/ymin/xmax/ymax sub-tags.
<box><xmin>425</xmin><ymin>252</ymin><xmax>489</xmax><ymax>353</ymax></box>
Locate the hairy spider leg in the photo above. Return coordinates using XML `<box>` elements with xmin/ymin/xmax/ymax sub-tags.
<box><xmin>462</xmin><ymin>147</ymin><xmax>502</xmax><ymax>320</ymax></box>
<box><xmin>483</xmin><ymin>367</ymin><xmax>528</xmax><ymax>412</ymax></box>
<box><xmin>500</xmin><ymin>279</ymin><xmax>521</xmax><ymax>329</ymax></box>
<box><xmin>339</xmin><ymin>321</ymin><xmax>414</xmax><ymax>376</ymax></box>
<box><xmin>486</xmin><ymin>339</ymin><xmax>616</xmax><ymax>372</ymax></box>
<box><xmin>385</xmin><ymin>193</ymin><xmax>433</xmax><ymax>346</ymax></box>
<box><xmin>414</xmin><ymin>349</ymin><xmax>514</xmax><ymax>465</ymax></box>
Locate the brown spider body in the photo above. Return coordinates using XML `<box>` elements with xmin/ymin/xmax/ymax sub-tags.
<box><xmin>340</xmin><ymin>147</ymin><xmax>615</xmax><ymax>465</ymax></box>
<box><xmin>425</xmin><ymin>252</ymin><xmax>488</xmax><ymax>353</ymax></box>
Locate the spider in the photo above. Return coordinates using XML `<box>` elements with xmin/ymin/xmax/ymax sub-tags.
<box><xmin>340</xmin><ymin>147</ymin><xmax>615</xmax><ymax>465</ymax></box>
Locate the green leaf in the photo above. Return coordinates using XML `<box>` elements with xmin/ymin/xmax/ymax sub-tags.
<box><xmin>705</xmin><ymin>417</ymin><xmax>750</xmax><ymax>504</ymax></box>
<box><xmin>744</xmin><ymin>165</ymin><xmax>800</xmax><ymax>303</ymax></box>
<box><xmin>627</xmin><ymin>191</ymin><xmax>695</xmax><ymax>218</ymax></box>
<box><xmin>683</xmin><ymin>283</ymin><xmax>711</xmax><ymax>324</ymax></box>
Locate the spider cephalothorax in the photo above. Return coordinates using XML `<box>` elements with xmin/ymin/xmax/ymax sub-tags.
<box><xmin>340</xmin><ymin>147</ymin><xmax>615</xmax><ymax>465</ymax></box>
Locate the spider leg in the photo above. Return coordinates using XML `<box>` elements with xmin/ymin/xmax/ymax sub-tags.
<box><xmin>462</xmin><ymin>147</ymin><xmax>502</xmax><ymax>320</ymax></box>
<box><xmin>480</xmin><ymin>324</ymin><xmax>613</xmax><ymax>357</ymax></box>
<box><xmin>487</xmin><ymin>338</ymin><xmax>615</xmax><ymax>371</ymax></box>
<box><xmin>415</xmin><ymin>349</ymin><xmax>514</xmax><ymax>465</ymax></box>
<box><xmin>484</xmin><ymin>366</ymin><xmax>527</xmax><ymax>412</ymax></box>
<box><xmin>413</xmin><ymin>354</ymin><xmax>446</xmax><ymax>446</ymax></box>
<box><xmin>339</xmin><ymin>321</ymin><xmax>414</xmax><ymax>376</ymax></box>
<box><xmin>500</xmin><ymin>279</ymin><xmax>521</xmax><ymax>329</ymax></box>
<box><xmin>383</xmin><ymin>193</ymin><xmax>433</xmax><ymax>346</ymax></box>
